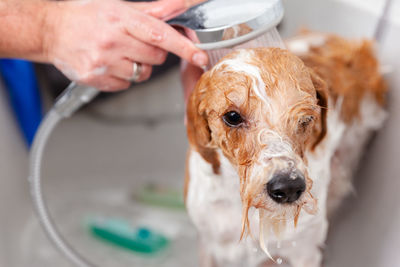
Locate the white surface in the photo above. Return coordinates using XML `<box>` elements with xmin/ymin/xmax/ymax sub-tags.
<box><xmin>336</xmin><ymin>0</ymin><xmax>400</xmax><ymax>26</ymax></box>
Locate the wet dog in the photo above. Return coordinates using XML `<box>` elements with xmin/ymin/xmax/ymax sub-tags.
<box><xmin>185</xmin><ymin>34</ymin><xmax>387</xmax><ymax>267</ymax></box>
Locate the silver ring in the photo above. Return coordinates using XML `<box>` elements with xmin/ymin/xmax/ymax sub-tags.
<box><xmin>128</xmin><ymin>62</ymin><xmax>142</xmax><ymax>82</ymax></box>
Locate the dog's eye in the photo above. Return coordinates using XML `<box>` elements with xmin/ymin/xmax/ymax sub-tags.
<box><xmin>298</xmin><ymin>115</ymin><xmax>315</xmax><ymax>132</ymax></box>
<box><xmin>223</xmin><ymin>111</ymin><xmax>243</xmax><ymax>127</ymax></box>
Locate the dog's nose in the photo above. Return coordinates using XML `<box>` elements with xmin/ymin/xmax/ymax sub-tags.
<box><xmin>266</xmin><ymin>171</ymin><xmax>306</xmax><ymax>204</ymax></box>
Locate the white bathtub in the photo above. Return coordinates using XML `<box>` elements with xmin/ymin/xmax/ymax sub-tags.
<box><xmin>0</xmin><ymin>0</ymin><xmax>399</xmax><ymax>266</ymax></box>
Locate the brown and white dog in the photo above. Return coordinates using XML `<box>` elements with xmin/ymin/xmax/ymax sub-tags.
<box><xmin>184</xmin><ymin>34</ymin><xmax>387</xmax><ymax>267</ymax></box>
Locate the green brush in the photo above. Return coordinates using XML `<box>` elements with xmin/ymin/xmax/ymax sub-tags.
<box><xmin>88</xmin><ymin>217</ymin><xmax>169</xmax><ymax>254</ymax></box>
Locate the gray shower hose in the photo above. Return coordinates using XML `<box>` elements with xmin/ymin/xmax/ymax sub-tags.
<box><xmin>29</xmin><ymin>82</ymin><xmax>99</xmax><ymax>267</ymax></box>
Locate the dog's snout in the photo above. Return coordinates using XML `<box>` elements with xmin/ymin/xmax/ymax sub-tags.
<box><xmin>266</xmin><ymin>171</ymin><xmax>306</xmax><ymax>204</ymax></box>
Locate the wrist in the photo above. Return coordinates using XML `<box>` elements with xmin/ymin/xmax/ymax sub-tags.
<box><xmin>40</xmin><ymin>1</ymin><xmax>62</xmax><ymax>63</ymax></box>
<box><xmin>0</xmin><ymin>0</ymin><xmax>62</xmax><ymax>62</ymax></box>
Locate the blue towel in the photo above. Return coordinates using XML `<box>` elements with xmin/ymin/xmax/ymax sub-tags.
<box><xmin>0</xmin><ymin>59</ymin><xmax>43</xmax><ymax>146</ymax></box>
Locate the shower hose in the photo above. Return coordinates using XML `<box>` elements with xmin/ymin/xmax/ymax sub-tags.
<box><xmin>29</xmin><ymin>82</ymin><xmax>100</xmax><ymax>267</ymax></box>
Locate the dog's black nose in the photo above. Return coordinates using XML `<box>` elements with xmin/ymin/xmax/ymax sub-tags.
<box><xmin>266</xmin><ymin>171</ymin><xmax>306</xmax><ymax>204</ymax></box>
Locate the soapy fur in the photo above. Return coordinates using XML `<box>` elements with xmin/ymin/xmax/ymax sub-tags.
<box><xmin>185</xmin><ymin>34</ymin><xmax>386</xmax><ymax>267</ymax></box>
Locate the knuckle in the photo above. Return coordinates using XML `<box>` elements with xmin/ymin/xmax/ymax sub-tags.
<box><xmin>89</xmin><ymin>52</ymin><xmax>104</xmax><ymax>70</ymax></box>
<box><xmin>117</xmin><ymin>64</ymin><xmax>131</xmax><ymax>79</ymax></box>
<box><xmin>99</xmin><ymin>39</ymin><xmax>115</xmax><ymax>50</ymax></box>
<box><xmin>123</xmin><ymin>67</ymin><xmax>132</xmax><ymax>79</ymax></box>
<box><xmin>150</xmin><ymin>30</ymin><xmax>165</xmax><ymax>43</ymax></box>
<box><xmin>131</xmin><ymin>14</ymin><xmax>167</xmax><ymax>43</ymax></box>
<box><xmin>105</xmin><ymin>12</ymin><xmax>121</xmax><ymax>24</ymax></box>
<box><xmin>145</xmin><ymin>22</ymin><xmax>166</xmax><ymax>42</ymax></box>
<box><xmin>98</xmin><ymin>34</ymin><xmax>116</xmax><ymax>50</ymax></box>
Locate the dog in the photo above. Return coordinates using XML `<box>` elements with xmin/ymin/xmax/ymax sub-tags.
<box><xmin>184</xmin><ymin>33</ymin><xmax>387</xmax><ymax>267</ymax></box>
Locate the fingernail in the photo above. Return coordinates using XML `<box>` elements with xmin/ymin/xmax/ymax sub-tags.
<box><xmin>192</xmin><ymin>52</ymin><xmax>208</xmax><ymax>67</ymax></box>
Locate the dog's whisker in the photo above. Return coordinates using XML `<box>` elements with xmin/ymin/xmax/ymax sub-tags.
<box><xmin>259</xmin><ymin>209</ymin><xmax>275</xmax><ymax>262</ymax></box>
<box><xmin>240</xmin><ymin>200</ymin><xmax>252</xmax><ymax>241</ymax></box>
<box><xmin>272</xmin><ymin>218</ymin><xmax>286</xmax><ymax>240</ymax></box>
<box><xmin>294</xmin><ymin>205</ymin><xmax>302</xmax><ymax>227</ymax></box>
<box><xmin>302</xmin><ymin>192</ymin><xmax>318</xmax><ymax>215</ymax></box>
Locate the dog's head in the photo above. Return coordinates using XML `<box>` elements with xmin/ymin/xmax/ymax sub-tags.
<box><xmin>187</xmin><ymin>48</ymin><xmax>328</xmax><ymax>237</ymax></box>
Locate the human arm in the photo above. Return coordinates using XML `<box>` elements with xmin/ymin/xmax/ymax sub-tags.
<box><xmin>0</xmin><ymin>0</ymin><xmax>208</xmax><ymax>91</ymax></box>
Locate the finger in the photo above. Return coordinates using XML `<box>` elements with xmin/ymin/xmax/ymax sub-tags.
<box><xmin>180</xmin><ymin>60</ymin><xmax>203</xmax><ymax>104</ymax></box>
<box><xmin>101</xmin><ymin>76</ymin><xmax>131</xmax><ymax>91</ymax></box>
<box><xmin>135</xmin><ymin>63</ymin><xmax>152</xmax><ymax>82</ymax></box>
<box><xmin>132</xmin><ymin>0</ymin><xmax>186</xmax><ymax>20</ymax></box>
<box><xmin>124</xmin><ymin>11</ymin><xmax>208</xmax><ymax>67</ymax></box>
<box><xmin>81</xmin><ymin>75</ymin><xmax>131</xmax><ymax>92</ymax></box>
<box><xmin>132</xmin><ymin>0</ymin><xmax>207</xmax><ymax>21</ymax></box>
<box><xmin>180</xmin><ymin>60</ymin><xmax>203</xmax><ymax>126</ymax></box>
<box><xmin>119</xmin><ymin>35</ymin><xmax>167</xmax><ymax>65</ymax></box>
<box><xmin>110</xmin><ymin>59</ymin><xmax>152</xmax><ymax>82</ymax></box>
<box><xmin>185</xmin><ymin>0</ymin><xmax>208</xmax><ymax>7</ymax></box>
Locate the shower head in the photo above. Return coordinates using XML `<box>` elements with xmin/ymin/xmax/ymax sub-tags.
<box><xmin>168</xmin><ymin>0</ymin><xmax>285</xmax><ymax>67</ymax></box>
<box><xmin>168</xmin><ymin>0</ymin><xmax>284</xmax><ymax>50</ymax></box>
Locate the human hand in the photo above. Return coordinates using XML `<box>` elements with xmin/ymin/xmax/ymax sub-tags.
<box><xmin>180</xmin><ymin>60</ymin><xmax>204</xmax><ymax>124</ymax></box>
<box><xmin>181</xmin><ymin>61</ymin><xmax>204</xmax><ymax>104</ymax></box>
<box><xmin>43</xmin><ymin>0</ymin><xmax>208</xmax><ymax>91</ymax></box>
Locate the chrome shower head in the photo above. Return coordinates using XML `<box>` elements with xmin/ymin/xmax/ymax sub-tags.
<box><xmin>168</xmin><ymin>0</ymin><xmax>285</xmax><ymax>66</ymax></box>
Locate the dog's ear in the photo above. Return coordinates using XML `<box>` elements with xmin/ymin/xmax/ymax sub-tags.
<box><xmin>186</xmin><ymin>72</ymin><xmax>220</xmax><ymax>174</ymax></box>
<box><xmin>187</xmin><ymin>73</ymin><xmax>212</xmax><ymax>148</ymax></box>
<box><xmin>309</xmin><ymin>69</ymin><xmax>329</xmax><ymax>149</ymax></box>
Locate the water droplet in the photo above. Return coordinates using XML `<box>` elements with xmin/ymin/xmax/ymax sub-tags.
<box><xmin>291</xmin><ymin>241</ymin><xmax>297</xmax><ymax>247</ymax></box>
<box><xmin>277</xmin><ymin>258</ymin><xmax>283</xmax><ymax>265</ymax></box>
<box><xmin>276</xmin><ymin>241</ymin><xmax>281</xmax><ymax>249</ymax></box>
<box><xmin>253</xmin><ymin>247</ymin><xmax>258</xmax><ymax>253</ymax></box>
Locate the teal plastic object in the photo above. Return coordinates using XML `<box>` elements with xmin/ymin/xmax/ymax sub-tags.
<box><xmin>88</xmin><ymin>217</ymin><xmax>169</xmax><ymax>254</ymax></box>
